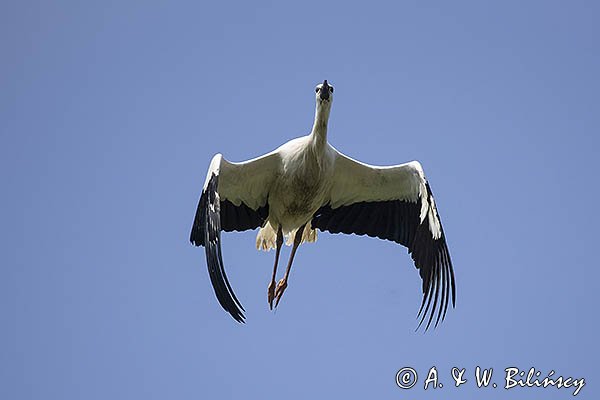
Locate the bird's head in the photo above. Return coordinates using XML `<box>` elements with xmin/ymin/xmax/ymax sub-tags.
<box><xmin>315</xmin><ymin>79</ymin><xmax>334</xmax><ymax>107</ymax></box>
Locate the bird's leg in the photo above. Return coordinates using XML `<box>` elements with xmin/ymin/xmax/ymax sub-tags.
<box><xmin>268</xmin><ymin>225</ymin><xmax>284</xmax><ymax>309</ymax></box>
<box><xmin>274</xmin><ymin>224</ymin><xmax>306</xmax><ymax>308</ymax></box>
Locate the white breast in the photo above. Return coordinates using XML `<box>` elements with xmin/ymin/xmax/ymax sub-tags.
<box><xmin>267</xmin><ymin>136</ymin><xmax>334</xmax><ymax>233</ymax></box>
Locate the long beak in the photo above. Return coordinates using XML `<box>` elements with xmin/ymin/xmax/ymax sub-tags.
<box><xmin>320</xmin><ymin>79</ymin><xmax>330</xmax><ymax>101</ymax></box>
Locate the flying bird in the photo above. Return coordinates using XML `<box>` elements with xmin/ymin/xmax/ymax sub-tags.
<box><xmin>190</xmin><ymin>80</ymin><xmax>456</xmax><ymax>329</ymax></box>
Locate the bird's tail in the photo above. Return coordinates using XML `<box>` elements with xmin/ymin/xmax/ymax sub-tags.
<box><xmin>256</xmin><ymin>221</ymin><xmax>318</xmax><ymax>251</ymax></box>
<box><xmin>256</xmin><ymin>221</ymin><xmax>277</xmax><ymax>251</ymax></box>
<box><xmin>286</xmin><ymin>226</ymin><xmax>317</xmax><ymax>246</ymax></box>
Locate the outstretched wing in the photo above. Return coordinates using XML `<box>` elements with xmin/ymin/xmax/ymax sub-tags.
<box><xmin>190</xmin><ymin>152</ymin><xmax>280</xmax><ymax>322</ymax></box>
<box><xmin>311</xmin><ymin>148</ymin><xmax>456</xmax><ymax>330</ymax></box>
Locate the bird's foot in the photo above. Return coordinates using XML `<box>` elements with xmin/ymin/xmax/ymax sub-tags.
<box><xmin>268</xmin><ymin>280</ymin><xmax>276</xmax><ymax>310</ymax></box>
<box><xmin>274</xmin><ymin>278</ymin><xmax>288</xmax><ymax>308</ymax></box>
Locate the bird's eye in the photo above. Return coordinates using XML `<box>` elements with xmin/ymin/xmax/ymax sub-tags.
<box><xmin>315</xmin><ymin>87</ymin><xmax>320</xmax><ymax>93</ymax></box>
<box><xmin>329</xmin><ymin>87</ymin><xmax>334</xmax><ymax>93</ymax></box>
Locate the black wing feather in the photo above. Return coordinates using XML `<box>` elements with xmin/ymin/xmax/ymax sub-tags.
<box><xmin>190</xmin><ymin>173</ymin><xmax>268</xmax><ymax>323</ymax></box>
<box><xmin>311</xmin><ymin>182</ymin><xmax>455</xmax><ymax>330</ymax></box>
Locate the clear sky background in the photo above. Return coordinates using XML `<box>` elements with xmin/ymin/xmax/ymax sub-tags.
<box><xmin>2</xmin><ymin>1</ymin><xmax>599</xmax><ymax>399</ymax></box>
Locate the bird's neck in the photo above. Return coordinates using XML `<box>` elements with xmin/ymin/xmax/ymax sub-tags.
<box><xmin>310</xmin><ymin>104</ymin><xmax>330</xmax><ymax>150</ymax></box>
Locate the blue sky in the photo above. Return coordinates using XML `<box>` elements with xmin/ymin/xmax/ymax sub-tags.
<box><xmin>1</xmin><ymin>1</ymin><xmax>599</xmax><ymax>399</ymax></box>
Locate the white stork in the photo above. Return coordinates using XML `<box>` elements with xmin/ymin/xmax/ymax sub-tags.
<box><xmin>190</xmin><ymin>80</ymin><xmax>456</xmax><ymax>330</ymax></box>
